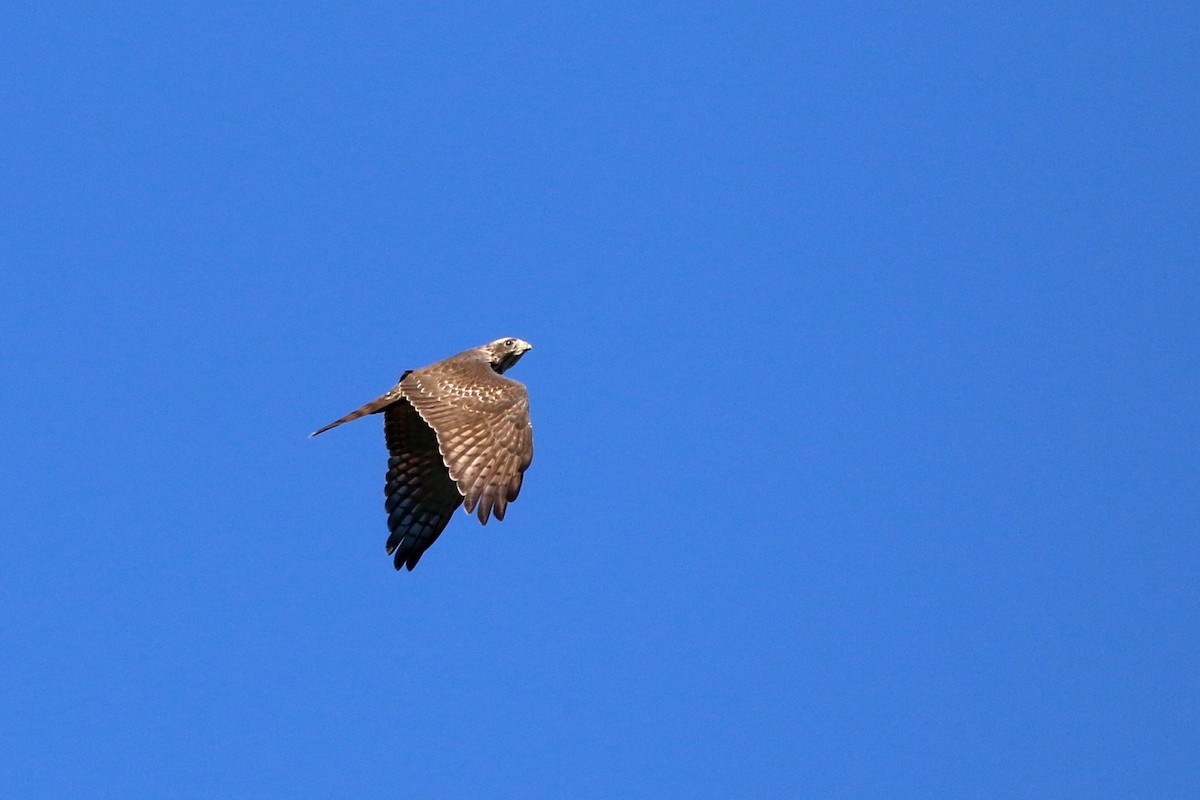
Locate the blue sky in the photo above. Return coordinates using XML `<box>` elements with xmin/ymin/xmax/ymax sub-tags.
<box><xmin>2</xmin><ymin>3</ymin><xmax>1196</xmax><ymax>797</ymax></box>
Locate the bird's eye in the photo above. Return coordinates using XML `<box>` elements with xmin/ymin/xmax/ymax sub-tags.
<box><xmin>504</xmin><ymin>339</ymin><xmax>515</xmax><ymax>347</ymax></box>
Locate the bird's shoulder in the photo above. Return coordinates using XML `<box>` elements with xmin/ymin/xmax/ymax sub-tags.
<box><xmin>400</xmin><ymin>352</ymin><xmax>527</xmax><ymax>412</ymax></box>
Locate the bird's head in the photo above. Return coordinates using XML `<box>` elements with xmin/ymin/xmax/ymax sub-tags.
<box><xmin>482</xmin><ymin>337</ymin><xmax>533</xmax><ymax>374</ymax></box>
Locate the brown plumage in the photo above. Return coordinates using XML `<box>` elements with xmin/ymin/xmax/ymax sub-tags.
<box><xmin>312</xmin><ymin>338</ymin><xmax>534</xmax><ymax>570</ymax></box>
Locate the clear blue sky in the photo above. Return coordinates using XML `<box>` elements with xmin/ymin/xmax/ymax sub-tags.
<box><xmin>2</xmin><ymin>3</ymin><xmax>1196</xmax><ymax>797</ymax></box>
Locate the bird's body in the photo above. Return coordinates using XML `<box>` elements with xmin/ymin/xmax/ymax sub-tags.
<box><xmin>313</xmin><ymin>338</ymin><xmax>534</xmax><ymax>570</ymax></box>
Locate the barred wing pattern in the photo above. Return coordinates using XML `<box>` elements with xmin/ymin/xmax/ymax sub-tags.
<box><xmin>383</xmin><ymin>398</ymin><xmax>464</xmax><ymax>570</ymax></box>
<box><xmin>312</xmin><ymin>337</ymin><xmax>533</xmax><ymax>571</ymax></box>
<box><xmin>400</xmin><ymin>358</ymin><xmax>533</xmax><ymax>526</ymax></box>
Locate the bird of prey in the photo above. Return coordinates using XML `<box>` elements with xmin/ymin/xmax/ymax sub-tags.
<box><xmin>312</xmin><ymin>338</ymin><xmax>534</xmax><ymax>570</ymax></box>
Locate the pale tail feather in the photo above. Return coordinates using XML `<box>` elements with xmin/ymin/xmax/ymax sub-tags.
<box><xmin>311</xmin><ymin>389</ymin><xmax>402</xmax><ymax>437</ymax></box>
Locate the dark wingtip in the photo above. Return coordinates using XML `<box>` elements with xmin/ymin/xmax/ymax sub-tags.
<box><xmin>390</xmin><ymin>540</ymin><xmax>424</xmax><ymax>571</ymax></box>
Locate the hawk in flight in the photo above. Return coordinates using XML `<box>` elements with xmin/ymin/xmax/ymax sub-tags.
<box><xmin>312</xmin><ymin>338</ymin><xmax>534</xmax><ymax>570</ymax></box>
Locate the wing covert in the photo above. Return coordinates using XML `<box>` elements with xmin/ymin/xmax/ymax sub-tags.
<box><xmin>400</xmin><ymin>358</ymin><xmax>534</xmax><ymax>525</ymax></box>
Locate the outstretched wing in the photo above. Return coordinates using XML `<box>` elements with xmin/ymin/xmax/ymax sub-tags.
<box><xmin>401</xmin><ymin>358</ymin><xmax>534</xmax><ymax>525</ymax></box>
<box><xmin>382</xmin><ymin>398</ymin><xmax>464</xmax><ymax>570</ymax></box>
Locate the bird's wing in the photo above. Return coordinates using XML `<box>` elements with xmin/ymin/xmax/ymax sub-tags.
<box><xmin>382</xmin><ymin>398</ymin><xmax>464</xmax><ymax>570</ymax></box>
<box><xmin>401</xmin><ymin>358</ymin><xmax>534</xmax><ymax>524</ymax></box>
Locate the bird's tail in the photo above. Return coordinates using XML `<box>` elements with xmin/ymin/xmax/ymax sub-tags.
<box><xmin>310</xmin><ymin>389</ymin><xmax>402</xmax><ymax>437</ymax></box>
